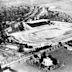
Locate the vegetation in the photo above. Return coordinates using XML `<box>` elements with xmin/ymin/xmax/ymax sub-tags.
<box><xmin>0</xmin><ymin>5</ymin><xmax>30</xmax><ymax>22</ymax></box>
<box><xmin>0</xmin><ymin>5</ymin><xmax>31</xmax><ymax>44</ymax></box>
<box><xmin>39</xmin><ymin>10</ymin><xmax>72</xmax><ymax>23</ymax></box>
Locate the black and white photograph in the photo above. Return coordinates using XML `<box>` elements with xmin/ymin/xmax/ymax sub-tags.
<box><xmin>0</xmin><ymin>0</ymin><xmax>72</xmax><ymax>72</ymax></box>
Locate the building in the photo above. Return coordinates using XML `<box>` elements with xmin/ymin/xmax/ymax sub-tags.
<box><xmin>26</xmin><ymin>19</ymin><xmax>50</xmax><ymax>27</ymax></box>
